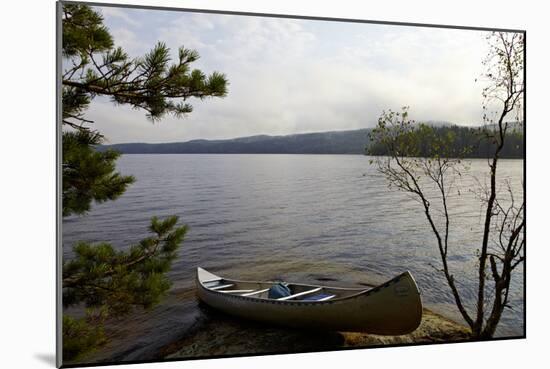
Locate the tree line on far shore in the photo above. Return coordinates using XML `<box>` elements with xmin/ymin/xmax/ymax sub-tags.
<box><xmin>98</xmin><ymin>124</ymin><xmax>524</xmax><ymax>158</ymax></box>
<box><xmin>367</xmin><ymin>123</ymin><xmax>524</xmax><ymax>159</ymax></box>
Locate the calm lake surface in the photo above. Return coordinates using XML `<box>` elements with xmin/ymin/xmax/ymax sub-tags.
<box><xmin>63</xmin><ymin>154</ymin><xmax>524</xmax><ymax>360</ymax></box>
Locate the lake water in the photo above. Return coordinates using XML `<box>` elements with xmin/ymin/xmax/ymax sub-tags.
<box><xmin>63</xmin><ymin>154</ymin><xmax>524</xmax><ymax>361</ymax></box>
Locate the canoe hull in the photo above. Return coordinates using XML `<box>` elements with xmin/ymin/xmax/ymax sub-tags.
<box><xmin>196</xmin><ymin>268</ymin><xmax>422</xmax><ymax>335</ymax></box>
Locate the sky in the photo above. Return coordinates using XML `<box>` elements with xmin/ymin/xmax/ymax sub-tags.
<box><xmin>72</xmin><ymin>5</ymin><xmax>494</xmax><ymax>144</ymax></box>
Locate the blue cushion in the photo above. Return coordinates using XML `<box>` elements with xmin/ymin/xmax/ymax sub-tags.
<box><xmin>268</xmin><ymin>283</ymin><xmax>291</xmax><ymax>299</ymax></box>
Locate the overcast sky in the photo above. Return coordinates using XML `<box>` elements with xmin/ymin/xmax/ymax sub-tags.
<box><xmin>76</xmin><ymin>5</ymin><xmax>493</xmax><ymax>144</ymax></box>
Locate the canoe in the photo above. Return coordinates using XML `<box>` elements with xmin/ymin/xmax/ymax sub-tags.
<box><xmin>196</xmin><ymin>267</ymin><xmax>422</xmax><ymax>335</ymax></box>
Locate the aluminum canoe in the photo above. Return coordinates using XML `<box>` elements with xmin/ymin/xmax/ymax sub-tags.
<box><xmin>196</xmin><ymin>267</ymin><xmax>422</xmax><ymax>335</ymax></box>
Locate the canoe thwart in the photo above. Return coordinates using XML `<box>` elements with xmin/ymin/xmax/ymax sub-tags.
<box><xmin>241</xmin><ymin>288</ymin><xmax>270</xmax><ymax>297</ymax></box>
<box><xmin>299</xmin><ymin>294</ymin><xmax>336</xmax><ymax>301</ymax></box>
<box><xmin>277</xmin><ymin>287</ymin><xmax>322</xmax><ymax>301</ymax></box>
<box><xmin>219</xmin><ymin>289</ymin><xmax>255</xmax><ymax>293</ymax></box>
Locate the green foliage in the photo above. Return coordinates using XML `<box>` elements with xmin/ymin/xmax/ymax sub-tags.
<box><xmin>367</xmin><ymin>108</ymin><xmax>523</xmax><ymax>159</ymax></box>
<box><xmin>62</xmin><ymin>312</ymin><xmax>107</xmax><ymax>361</ymax></box>
<box><xmin>61</xmin><ymin>4</ymin><xmax>223</xmax><ymax>361</ymax></box>
<box><xmin>62</xmin><ymin>215</ymin><xmax>187</xmax><ymax>362</ymax></box>
<box><xmin>62</xmin><ymin>130</ymin><xmax>135</xmax><ymax>216</ymax></box>
<box><xmin>63</xmin><ymin>216</ymin><xmax>188</xmax><ymax>316</ymax></box>
<box><xmin>368</xmin><ymin>107</ymin><xmax>460</xmax><ymax>158</ymax></box>
<box><xmin>61</xmin><ymin>3</ymin><xmax>228</xmax><ymax>216</ymax></box>
<box><xmin>62</xmin><ymin>4</ymin><xmax>113</xmax><ymax>57</ymax></box>
<box><xmin>62</xmin><ymin>5</ymin><xmax>228</xmax><ymax>123</ymax></box>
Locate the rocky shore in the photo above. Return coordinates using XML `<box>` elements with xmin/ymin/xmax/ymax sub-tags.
<box><xmin>162</xmin><ymin>307</ymin><xmax>471</xmax><ymax>359</ymax></box>
<box><xmin>70</xmin><ymin>277</ymin><xmax>472</xmax><ymax>366</ymax></box>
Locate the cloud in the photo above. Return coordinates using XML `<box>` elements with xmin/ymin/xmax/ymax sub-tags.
<box><xmin>99</xmin><ymin>6</ymin><xmax>140</xmax><ymax>27</ymax></box>
<box><xmin>108</xmin><ymin>27</ymin><xmax>144</xmax><ymax>56</ymax></box>
<box><xmin>84</xmin><ymin>6</ymin><xmax>493</xmax><ymax>143</ymax></box>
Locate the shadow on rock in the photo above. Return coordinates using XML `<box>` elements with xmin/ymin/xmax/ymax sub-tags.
<box><xmin>161</xmin><ymin>302</ymin><xmax>345</xmax><ymax>358</ymax></box>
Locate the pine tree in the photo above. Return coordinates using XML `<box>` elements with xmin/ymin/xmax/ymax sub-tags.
<box><xmin>62</xmin><ymin>130</ymin><xmax>135</xmax><ymax>216</ymax></box>
<box><xmin>60</xmin><ymin>4</ymin><xmax>228</xmax><ymax>361</ymax></box>
<box><xmin>61</xmin><ymin>4</ymin><xmax>228</xmax><ymax>215</ymax></box>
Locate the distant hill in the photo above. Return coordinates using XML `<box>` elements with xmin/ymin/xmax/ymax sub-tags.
<box><xmin>97</xmin><ymin>122</ymin><xmax>523</xmax><ymax>158</ymax></box>
<box><xmin>98</xmin><ymin>129</ymin><xmax>372</xmax><ymax>154</ymax></box>
<box><xmin>420</xmin><ymin>120</ymin><xmax>456</xmax><ymax>127</ymax></box>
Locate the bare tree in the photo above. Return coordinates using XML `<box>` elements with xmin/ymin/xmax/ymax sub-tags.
<box><xmin>369</xmin><ymin>32</ymin><xmax>524</xmax><ymax>338</ymax></box>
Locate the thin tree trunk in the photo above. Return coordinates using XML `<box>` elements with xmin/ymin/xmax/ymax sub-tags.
<box><xmin>473</xmin><ymin>107</ymin><xmax>508</xmax><ymax>336</ymax></box>
<box><xmin>481</xmin><ymin>262</ymin><xmax>510</xmax><ymax>338</ymax></box>
<box><xmin>394</xmin><ymin>156</ymin><xmax>474</xmax><ymax>329</ymax></box>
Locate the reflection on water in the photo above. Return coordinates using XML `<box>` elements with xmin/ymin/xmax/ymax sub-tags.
<box><xmin>63</xmin><ymin>154</ymin><xmax>524</xmax><ymax>360</ymax></box>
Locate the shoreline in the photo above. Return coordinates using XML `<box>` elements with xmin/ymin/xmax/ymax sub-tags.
<box><xmin>161</xmin><ymin>307</ymin><xmax>471</xmax><ymax>360</ymax></box>
<box><xmin>72</xmin><ymin>302</ymin><xmax>471</xmax><ymax>366</ymax></box>
<box><xmin>67</xmin><ymin>277</ymin><xmax>478</xmax><ymax>366</ymax></box>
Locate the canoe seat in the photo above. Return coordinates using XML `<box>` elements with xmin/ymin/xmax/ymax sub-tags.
<box><xmin>203</xmin><ymin>280</ymin><xmax>223</xmax><ymax>288</ymax></box>
<box><xmin>300</xmin><ymin>293</ymin><xmax>336</xmax><ymax>301</ymax></box>
<box><xmin>202</xmin><ymin>277</ymin><xmax>222</xmax><ymax>284</ymax></box>
<box><xmin>277</xmin><ymin>287</ymin><xmax>322</xmax><ymax>301</ymax></box>
<box><xmin>210</xmin><ymin>284</ymin><xmax>235</xmax><ymax>291</ymax></box>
